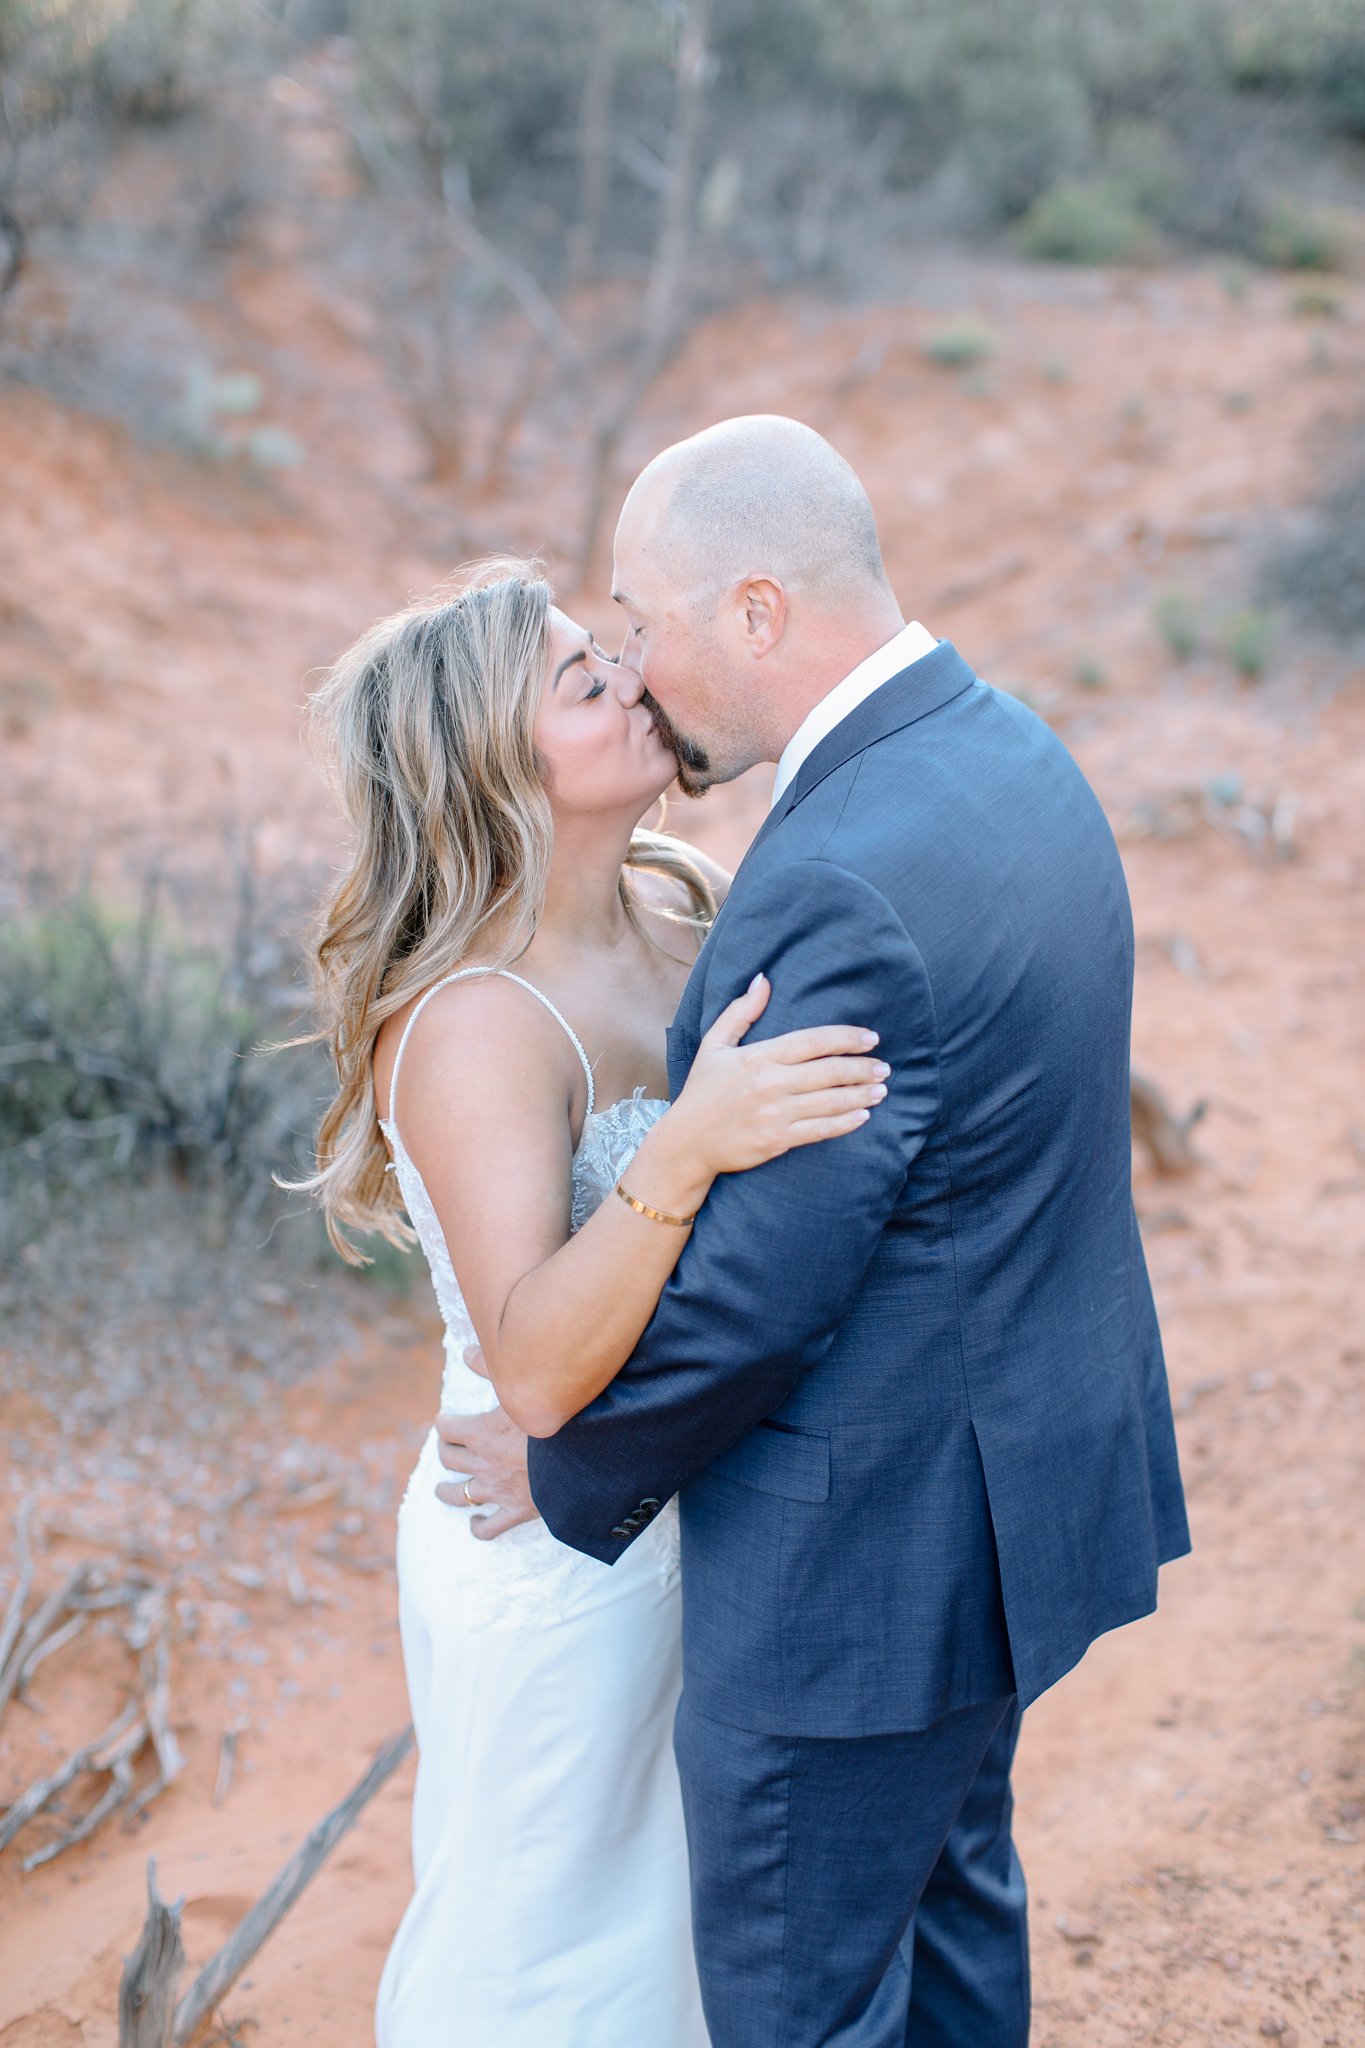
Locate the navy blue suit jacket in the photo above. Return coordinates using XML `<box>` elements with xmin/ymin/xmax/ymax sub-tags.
<box><xmin>528</xmin><ymin>643</ymin><xmax>1190</xmax><ymax>1737</ymax></box>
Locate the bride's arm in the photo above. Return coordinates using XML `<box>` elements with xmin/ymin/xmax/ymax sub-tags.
<box><xmin>396</xmin><ymin>977</ymin><xmax>886</xmax><ymax>1438</ymax></box>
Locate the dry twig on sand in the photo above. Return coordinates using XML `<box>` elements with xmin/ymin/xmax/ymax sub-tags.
<box><xmin>0</xmin><ymin>1495</ymin><xmax>37</xmax><ymax>1682</ymax></box>
<box><xmin>1131</xmin><ymin>1072</ymin><xmax>1207</xmax><ymax>1176</ymax></box>
<box><xmin>0</xmin><ymin>1560</ymin><xmax>91</xmax><ymax>1723</ymax></box>
<box><xmin>120</xmin><ymin>1858</ymin><xmax>186</xmax><ymax>2048</ymax></box>
<box><xmin>0</xmin><ymin>1698</ymin><xmax>142</xmax><ymax>1856</ymax></box>
<box><xmin>212</xmin><ymin>1720</ymin><xmax>247</xmax><ymax>1809</ymax></box>
<box><xmin>0</xmin><ymin>1564</ymin><xmax>184</xmax><ymax>1865</ymax></box>
<box><xmin>115</xmin><ymin>1728</ymin><xmax>416</xmax><ymax>2047</ymax></box>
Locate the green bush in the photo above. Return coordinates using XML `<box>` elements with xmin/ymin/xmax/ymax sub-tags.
<box><xmin>0</xmin><ymin>857</ymin><xmax>326</xmax><ymax>1256</ymax></box>
<box><xmin>1291</xmin><ymin>283</ymin><xmax>1344</xmax><ymax>317</ymax></box>
<box><xmin>1018</xmin><ymin>180</ymin><xmax>1158</xmax><ymax>264</ymax></box>
<box><xmin>954</xmin><ymin>63</ymin><xmax>1094</xmax><ymax>221</ymax></box>
<box><xmin>921</xmin><ymin>318</ymin><xmax>996</xmax><ymax>370</ymax></box>
<box><xmin>1262</xmin><ymin>432</ymin><xmax>1365</xmax><ymax>643</ymax></box>
<box><xmin>1318</xmin><ymin>29</ymin><xmax>1365</xmax><ymax>137</ymax></box>
<box><xmin>1257</xmin><ymin>198</ymin><xmax>1348</xmax><ymax>271</ymax></box>
<box><xmin>1102</xmin><ymin>118</ymin><xmax>1189</xmax><ymax>228</ymax></box>
<box><xmin>1153</xmin><ymin>589</ymin><xmax>1201</xmax><ymax>661</ymax></box>
<box><xmin>1222</xmin><ymin>608</ymin><xmax>1274</xmax><ymax>679</ymax></box>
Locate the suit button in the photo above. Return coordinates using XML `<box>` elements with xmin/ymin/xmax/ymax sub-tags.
<box><xmin>610</xmin><ymin>1524</ymin><xmax>630</xmax><ymax>1540</ymax></box>
<box><xmin>639</xmin><ymin>1498</ymin><xmax>661</xmax><ymax>1517</ymax></box>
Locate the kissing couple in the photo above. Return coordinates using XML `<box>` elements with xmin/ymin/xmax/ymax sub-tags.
<box><xmin>301</xmin><ymin>415</ymin><xmax>1190</xmax><ymax>2047</ymax></box>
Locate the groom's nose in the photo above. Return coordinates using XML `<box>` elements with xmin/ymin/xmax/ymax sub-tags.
<box><xmin>617</xmin><ymin>630</ymin><xmax>644</xmax><ymax>679</ymax></box>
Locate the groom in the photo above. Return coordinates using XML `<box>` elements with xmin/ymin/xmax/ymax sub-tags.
<box><xmin>441</xmin><ymin>415</ymin><xmax>1189</xmax><ymax>2046</ymax></box>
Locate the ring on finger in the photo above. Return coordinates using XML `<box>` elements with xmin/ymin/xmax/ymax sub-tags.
<box><xmin>462</xmin><ymin>1478</ymin><xmax>477</xmax><ymax>1507</ymax></box>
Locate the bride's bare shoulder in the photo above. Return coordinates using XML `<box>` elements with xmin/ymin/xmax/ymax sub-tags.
<box><xmin>373</xmin><ymin>970</ymin><xmax>579</xmax><ymax>1125</ymax></box>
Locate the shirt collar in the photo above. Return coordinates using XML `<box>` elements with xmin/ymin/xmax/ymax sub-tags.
<box><xmin>770</xmin><ymin>621</ymin><xmax>939</xmax><ymax>809</ymax></box>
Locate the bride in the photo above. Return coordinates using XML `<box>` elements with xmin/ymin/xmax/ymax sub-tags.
<box><xmin>299</xmin><ymin>561</ymin><xmax>890</xmax><ymax>2046</ymax></box>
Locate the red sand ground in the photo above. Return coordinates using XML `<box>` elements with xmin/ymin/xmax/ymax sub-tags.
<box><xmin>2</xmin><ymin>240</ymin><xmax>1363</xmax><ymax>2045</ymax></box>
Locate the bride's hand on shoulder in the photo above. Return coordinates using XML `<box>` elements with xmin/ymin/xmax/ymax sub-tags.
<box><xmin>671</xmin><ymin>973</ymin><xmax>889</xmax><ymax>1176</ymax></box>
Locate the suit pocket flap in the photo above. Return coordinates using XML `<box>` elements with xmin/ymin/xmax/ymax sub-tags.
<box><xmin>703</xmin><ymin>1423</ymin><xmax>830</xmax><ymax>1503</ymax></box>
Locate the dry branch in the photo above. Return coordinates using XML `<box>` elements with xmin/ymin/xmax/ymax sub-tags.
<box><xmin>170</xmin><ymin>1726</ymin><xmax>415</xmax><ymax>2044</ymax></box>
<box><xmin>129</xmin><ymin>1593</ymin><xmax>186</xmax><ymax>1789</ymax></box>
<box><xmin>572</xmin><ymin>0</ymin><xmax>711</xmax><ymax>588</ymax></box>
<box><xmin>119</xmin><ymin>1859</ymin><xmax>186</xmax><ymax>2048</ymax></box>
<box><xmin>18</xmin><ymin>1607</ymin><xmax>88</xmax><ymax>1685</ymax></box>
<box><xmin>1132</xmin><ymin>1072</ymin><xmax>1206</xmax><ymax>1176</ymax></box>
<box><xmin>0</xmin><ymin>1697</ymin><xmax>142</xmax><ymax>1854</ymax></box>
<box><xmin>213</xmin><ymin>1720</ymin><xmax>246</xmax><ymax>1809</ymax></box>
<box><xmin>23</xmin><ymin>1716</ymin><xmax>144</xmax><ymax>1871</ymax></box>
<box><xmin>0</xmin><ymin>1496</ymin><xmax>37</xmax><ymax>1682</ymax></box>
<box><xmin>0</xmin><ymin>1561</ymin><xmax>91</xmax><ymax>1723</ymax></box>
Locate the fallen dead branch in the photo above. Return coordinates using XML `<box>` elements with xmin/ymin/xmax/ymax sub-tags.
<box><xmin>0</xmin><ymin>1697</ymin><xmax>142</xmax><ymax>1855</ymax></box>
<box><xmin>1132</xmin><ymin>1072</ymin><xmax>1207</xmax><ymax>1176</ymax></box>
<box><xmin>0</xmin><ymin>1565</ymin><xmax>184</xmax><ymax>1864</ymax></box>
<box><xmin>0</xmin><ymin>1495</ymin><xmax>37</xmax><ymax>1680</ymax></box>
<box><xmin>1128</xmin><ymin>780</ymin><xmax>1299</xmax><ymax>863</ymax></box>
<box><xmin>18</xmin><ymin>1607</ymin><xmax>88</xmax><ymax>1687</ymax></box>
<box><xmin>23</xmin><ymin>1707</ymin><xmax>148</xmax><ymax>1870</ymax></box>
<box><xmin>120</xmin><ymin>1858</ymin><xmax>186</xmax><ymax>2048</ymax></box>
<box><xmin>213</xmin><ymin>1719</ymin><xmax>247</xmax><ymax>1809</ymax></box>
<box><xmin>115</xmin><ymin>1727</ymin><xmax>416</xmax><ymax>2046</ymax></box>
<box><xmin>0</xmin><ymin>1560</ymin><xmax>91</xmax><ymax>1723</ymax></box>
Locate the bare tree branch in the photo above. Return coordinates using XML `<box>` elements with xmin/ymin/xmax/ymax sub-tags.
<box><xmin>573</xmin><ymin>0</ymin><xmax>711</xmax><ymax>588</ymax></box>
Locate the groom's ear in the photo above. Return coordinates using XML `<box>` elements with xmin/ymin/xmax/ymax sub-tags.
<box><xmin>741</xmin><ymin>576</ymin><xmax>787</xmax><ymax>659</ymax></box>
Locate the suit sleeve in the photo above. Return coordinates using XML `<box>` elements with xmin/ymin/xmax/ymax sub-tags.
<box><xmin>527</xmin><ymin>858</ymin><xmax>942</xmax><ymax>1561</ymax></box>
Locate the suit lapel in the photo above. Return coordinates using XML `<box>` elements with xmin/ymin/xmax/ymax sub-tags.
<box><xmin>665</xmin><ymin>642</ymin><xmax>979</xmax><ymax>1078</ymax></box>
<box><xmin>745</xmin><ymin>640</ymin><xmax>977</xmax><ymax>865</ymax></box>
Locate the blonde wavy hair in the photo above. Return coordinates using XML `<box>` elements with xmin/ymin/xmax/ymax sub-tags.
<box><xmin>296</xmin><ymin>558</ymin><xmax>715</xmax><ymax>1263</ymax></box>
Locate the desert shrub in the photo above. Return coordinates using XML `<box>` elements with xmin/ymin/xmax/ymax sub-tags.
<box><xmin>1153</xmin><ymin>589</ymin><xmax>1201</xmax><ymax>660</ymax></box>
<box><xmin>1222</xmin><ymin>608</ymin><xmax>1275</xmax><ymax>679</ymax></box>
<box><xmin>1291</xmin><ymin>283</ymin><xmax>1344</xmax><ymax>317</ymax></box>
<box><xmin>1257</xmin><ymin>197</ymin><xmax>1349</xmax><ymax>271</ymax></box>
<box><xmin>1018</xmin><ymin>181</ymin><xmax>1159</xmax><ymax>265</ymax></box>
<box><xmin>1102</xmin><ymin>118</ymin><xmax>1190</xmax><ymax>229</ymax></box>
<box><xmin>1262</xmin><ymin>431</ymin><xmax>1365</xmax><ymax>644</ymax></box>
<box><xmin>0</xmin><ymin>850</ymin><xmax>327</xmax><ymax>1262</ymax></box>
<box><xmin>952</xmin><ymin>64</ymin><xmax>1095</xmax><ymax>222</ymax></box>
<box><xmin>1318</xmin><ymin>30</ymin><xmax>1365</xmax><ymax>137</ymax></box>
<box><xmin>921</xmin><ymin>319</ymin><xmax>996</xmax><ymax>370</ymax></box>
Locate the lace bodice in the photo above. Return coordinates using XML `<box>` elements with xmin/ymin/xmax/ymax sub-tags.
<box><xmin>383</xmin><ymin>1086</ymin><xmax>670</xmax><ymax>1414</ymax></box>
<box><xmin>379</xmin><ymin>969</ymin><xmax>678</xmax><ymax>1628</ymax></box>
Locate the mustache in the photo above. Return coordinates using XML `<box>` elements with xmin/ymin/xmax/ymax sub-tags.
<box><xmin>640</xmin><ymin>688</ymin><xmax>711</xmax><ymax>789</ymax></box>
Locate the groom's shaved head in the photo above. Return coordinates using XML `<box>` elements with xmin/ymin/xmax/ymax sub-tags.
<box><xmin>621</xmin><ymin>415</ymin><xmax>888</xmax><ymax>609</ymax></box>
<box><xmin>613</xmin><ymin>415</ymin><xmax>904</xmax><ymax>790</ymax></box>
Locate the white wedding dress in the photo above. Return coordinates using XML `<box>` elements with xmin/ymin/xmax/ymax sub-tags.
<box><xmin>374</xmin><ymin>969</ymin><xmax>710</xmax><ymax>2048</ymax></box>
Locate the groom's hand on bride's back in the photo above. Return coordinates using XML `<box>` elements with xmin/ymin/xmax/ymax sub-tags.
<box><xmin>435</xmin><ymin>1349</ymin><xmax>539</xmax><ymax>1540</ymax></box>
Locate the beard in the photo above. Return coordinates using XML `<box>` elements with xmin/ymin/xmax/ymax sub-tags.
<box><xmin>641</xmin><ymin>689</ymin><xmax>713</xmax><ymax>799</ymax></box>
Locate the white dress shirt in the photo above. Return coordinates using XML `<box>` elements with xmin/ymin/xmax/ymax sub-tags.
<box><xmin>770</xmin><ymin>621</ymin><xmax>939</xmax><ymax>809</ymax></box>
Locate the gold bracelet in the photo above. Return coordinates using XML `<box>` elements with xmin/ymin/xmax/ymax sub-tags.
<box><xmin>614</xmin><ymin>1178</ymin><xmax>697</xmax><ymax>1228</ymax></box>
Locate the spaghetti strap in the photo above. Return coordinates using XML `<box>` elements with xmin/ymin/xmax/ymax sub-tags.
<box><xmin>491</xmin><ymin>973</ymin><xmax>596</xmax><ymax>1118</ymax></box>
<box><xmin>386</xmin><ymin>968</ymin><xmax>596</xmax><ymax>1143</ymax></box>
